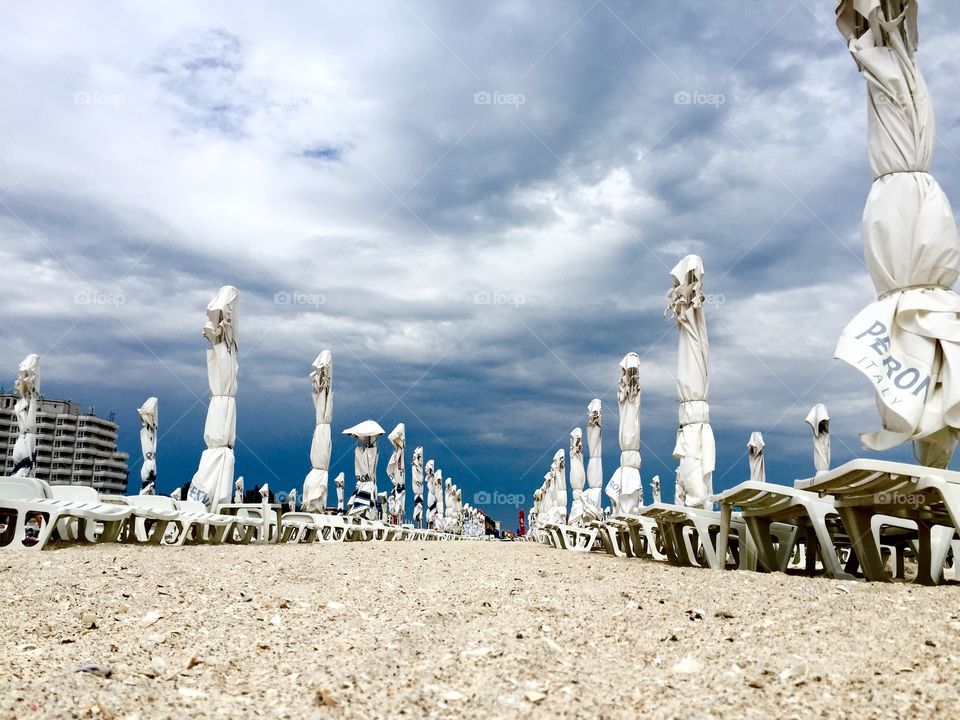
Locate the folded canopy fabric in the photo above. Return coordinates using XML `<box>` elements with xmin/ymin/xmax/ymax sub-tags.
<box><xmin>412</xmin><ymin>447</ymin><xmax>424</xmax><ymax>528</ymax></box>
<box><xmin>334</xmin><ymin>472</ymin><xmax>345</xmax><ymax>512</ymax></box>
<box><xmin>302</xmin><ymin>351</ymin><xmax>333</xmax><ymax>512</ymax></box>
<box><xmin>12</xmin><ymin>353</ymin><xmax>40</xmax><ymax>477</ymax></box>
<box><xmin>582</xmin><ymin>399</ymin><xmax>603</xmax><ymax>521</ymax></box>
<box><xmin>189</xmin><ymin>286</ymin><xmax>239</xmax><ymax>510</ymax></box>
<box><xmin>550</xmin><ymin>449</ymin><xmax>567</xmax><ymax>525</ymax></box>
<box><xmin>609</xmin><ymin>352</ymin><xmax>642</xmax><ymax>514</ymax></box>
<box><xmin>667</xmin><ymin>256</ymin><xmax>715</xmax><ymax>508</ymax></box>
<box><xmin>568</xmin><ymin>428</ymin><xmax>586</xmax><ymax>526</ymax></box>
<box><xmin>805</xmin><ymin>404</ymin><xmax>831</xmax><ymax>475</ymax></box>
<box><xmin>425</xmin><ymin>459</ymin><xmax>437</xmax><ymax>527</ymax></box>
<box><xmin>386</xmin><ymin>423</ymin><xmax>406</xmax><ymax>524</ymax></box>
<box><xmin>344</xmin><ymin>420</ymin><xmax>385</xmax><ymax>518</ymax></box>
<box><xmin>747</xmin><ymin>432</ymin><xmax>766</xmax><ymax>484</ymax></box>
<box><xmin>137</xmin><ymin>397</ymin><xmax>158</xmax><ymax>494</ymax></box>
<box><xmin>833</xmin><ymin>1</ymin><xmax>960</xmax><ymax>467</ymax></box>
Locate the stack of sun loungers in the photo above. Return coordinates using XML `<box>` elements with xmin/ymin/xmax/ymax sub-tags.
<box><xmin>0</xmin><ymin>476</ymin><xmax>483</xmax><ymax>550</ymax></box>
<box><xmin>533</xmin><ymin>459</ymin><xmax>960</xmax><ymax>586</ymax></box>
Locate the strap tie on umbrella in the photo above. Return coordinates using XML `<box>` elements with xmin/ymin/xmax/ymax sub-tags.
<box><xmin>874</xmin><ymin>169</ymin><xmax>930</xmax><ymax>181</ymax></box>
<box><xmin>878</xmin><ymin>283</ymin><xmax>946</xmax><ymax>300</ymax></box>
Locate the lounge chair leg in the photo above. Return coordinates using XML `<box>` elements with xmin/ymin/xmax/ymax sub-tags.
<box><xmin>838</xmin><ymin>507</ymin><xmax>887</xmax><ymax>582</ymax></box>
<box><xmin>806</xmin><ymin>505</ymin><xmax>853</xmax><ymax>580</ymax></box>
<box><xmin>716</xmin><ymin>504</ymin><xmax>731</xmax><ymax>570</ymax></box>
<box><xmin>744</xmin><ymin>516</ymin><xmax>778</xmax><ymax>573</ymax></box>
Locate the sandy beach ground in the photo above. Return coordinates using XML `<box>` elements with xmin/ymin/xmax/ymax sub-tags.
<box><xmin>2</xmin><ymin>541</ymin><xmax>959</xmax><ymax>719</ymax></box>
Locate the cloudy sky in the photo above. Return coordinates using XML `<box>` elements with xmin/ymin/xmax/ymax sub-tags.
<box><xmin>3</xmin><ymin>1</ymin><xmax>960</xmax><ymax>528</ymax></box>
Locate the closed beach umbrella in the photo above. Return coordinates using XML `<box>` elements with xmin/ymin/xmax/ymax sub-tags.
<box><xmin>666</xmin><ymin>256</ymin><xmax>715</xmax><ymax>508</ymax></box>
<box><xmin>651</xmin><ymin>474</ymin><xmax>661</xmax><ymax>504</ymax></box>
<box><xmin>424</xmin><ymin>459</ymin><xmax>437</xmax><ymax>526</ymax></box>
<box><xmin>805</xmin><ymin>404</ymin><xmax>831</xmax><ymax>476</ymax></box>
<box><xmin>386</xmin><ymin>423</ymin><xmax>406</xmax><ymax>524</ymax></box>
<box><xmin>302</xmin><ymin>351</ymin><xmax>333</xmax><ymax>512</ymax></box>
<box><xmin>412</xmin><ymin>447</ymin><xmax>424</xmax><ymax>527</ymax></box>
<box><xmin>552</xmin><ymin>449</ymin><xmax>567</xmax><ymax>524</ymax></box>
<box><xmin>610</xmin><ymin>352</ymin><xmax>642</xmax><ymax>514</ymax></box>
<box><xmin>833</xmin><ymin>1</ymin><xmax>960</xmax><ymax>467</ymax></box>
<box><xmin>343</xmin><ymin>420</ymin><xmax>385</xmax><ymax>518</ymax></box>
<box><xmin>582</xmin><ymin>399</ymin><xmax>603</xmax><ymax>521</ymax></box>
<box><xmin>334</xmin><ymin>472</ymin><xmax>345</xmax><ymax>512</ymax></box>
<box><xmin>444</xmin><ymin>478</ymin><xmax>456</xmax><ymax>529</ymax></box>
<box><xmin>188</xmin><ymin>285</ymin><xmax>239</xmax><ymax>510</ymax></box>
<box><xmin>748</xmin><ymin>432</ymin><xmax>766</xmax><ymax>484</ymax></box>
<box><xmin>234</xmin><ymin>477</ymin><xmax>243</xmax><ymax>504</ymax></box>
<box><xmin>137</xmin><ymin>397</ymin><xmax>158</xmax><ymax>494</ymax></box>
<box><xmin>12</xmin><ymin>354</ymin><xmax>40</xmax><ymax>477</ymax></box>
<box><xmin>568</xmin><ymin>428</ymin><xmax>586</xmax><ymax>525</ymax></box>
<box><xmin>432</xmin><ymin>467</ymin><xmax>444</xmax><ymax>529</ymax></box>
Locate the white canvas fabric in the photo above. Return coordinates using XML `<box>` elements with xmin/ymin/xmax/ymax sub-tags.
<box><xmin>432</xmin><ymin>468</ymin><xmax>444</xmax><ymax>529</ymax></box>
<box><xmin>171</xmin><ymin>488</ymin><xmax>181</xmax><ymax>500</ymax></box>
<box><xmin>805</xmin><ymin>404</ymin><xmax>831</xmax><ymax>475</ymax></box>
<box><xmin>288</xmin><ymin>488</ymin><xmax>297</xmax><ymax>512</ymax></box>
<box><xmin>583</xmin><ymin>399</ymin><xmax>603</xmax><ymax>521</ymax></box>
<box><xmin>425</xmin><ymin>459</ymin><xmax>437</xmax><ymax>526</ymax></box>
<box><xmin>386</xmin><ymin>423</ymin><xmax>406</xmax><ymax>524</ymax></box>
<box><xmin>137</xmin><ymin>397</ymin><xmax>158</xmax><ymax>494</ymax></box>
<box><xmin>334</xmin><ymin>472</ymin><xmax>345</xmax><ymax>512</ymax></box>
<box><xmin>234</xmin><ymin>477</ymin><xmax>243</xmax><ymax>504</ymax></box>
<box><xmin>412</xmin><ymin>447</ymin><xmax>424</xmax><ymax>528</ymax></box>
<box><xmin>568</xmin><ymin>428</ymin><xmax>586</xmax><ymax>525</ymax></box>
<box><xmin>189</xmin><ymin>286</ymin><xmax>239</xmax><ymax>510</ymax></box>
<box><xmin>551</xmin><ymin>449</ymin><xmax>567</xmax><ymax>525</ymax></box>
<box><xmin>834</xmin><ymin>1</ymin><xmax>960</xmax><ymax>467</ymax></box>
<box><xmin>748</xmin><ymin>432</ymin><xmax>766</xmax><ymax>484</ymax></box>
<box><xmin>612</xmin><ymin>352</ymin><xmax>642</xmax><ymax>514</ymax></box>
<box><xmin>444</xmin><ymin>478</ymin><xmax>456</xmax><ymax>527</ymax></box>
<box><xmin>530</xmin><ymin>488</ymin><xmax>543</xmax><ymax>530</ymax></box>
<box><xmin>455</xmin><ymin>488</ymin><xmax>463</xmax><ymax>534</ymax></box>
<box><xmin>343</xmin><ymin>420</ymin><xmax>385</xmax><ymax>518</ymax></box>
<box><xmin>667</xmin><ymin>256</ymin><xmax>715</xmax><ymax>508</ymax></box>
<box><xmin>12</xmin><ymin>354</ymin><xmax>40</xmax><ymax>477</ymax></box>
<box><xmin>651</xmin><ymin>474</ymin><xmax>662</xmax><ymax>504</ymax></box>
<box><xmin>302</xmin><ymin>351</ymin><xmax>333</xmax><ymax>512</ymax></box>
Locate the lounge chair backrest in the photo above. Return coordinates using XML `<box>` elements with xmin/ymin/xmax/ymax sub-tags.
<box><xmin>0</xmin><ymin>476</ymin><xmax>48</xmax><ymax>499</ymax></box>
<box><xmin>0</xmin><ymin>482</ymin><xmax>41</xmax><ymax>501</ymax></box>
<box><xmin>179</xmin><ymin>500</ymin><xmax>210</xmax><ymax>514</ymax></box>
<box><xmin>50</xmin><ymin>485</ymin><xmax>100</xmax><ymax>503</ymax></box>
<box><xmin>127</xmin><ymin>494</ymin><xmax>177</xmax><ymax>511</ymax></box>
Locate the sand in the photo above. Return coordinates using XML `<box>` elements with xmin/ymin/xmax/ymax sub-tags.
<box><xmin>2</xmin><ymin>541</ymin><xmax>959</xmax><ymax>719</ymax></box>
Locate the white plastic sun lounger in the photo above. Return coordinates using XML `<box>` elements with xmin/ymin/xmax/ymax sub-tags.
<box><xmin>795</xmin><ymin>459</ymin><xmax>960</xmax><ymax>585</ymax></box>
<box><xmin>544</xmin><ymin>522</ymin><xmax>598</xmax><ymax>552</ymax></box>
<box><xmin>125</xmin><ymin>495</ymin><xmax>258</xmax><ymax>545</ymax></box>
<box><xmin>0</xmin><ymin>478</ymin><xmax>130</xmax><ymax>549</ymax></box>
<box><xmin>51</xmin><ymin>485</ymin><xmax>179</xmax><ymax>545</ymax></box>
<box><xmin>638</xmin><ymin>502</ymin><xmax>793</xmax><ymax>571</ymax></box>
